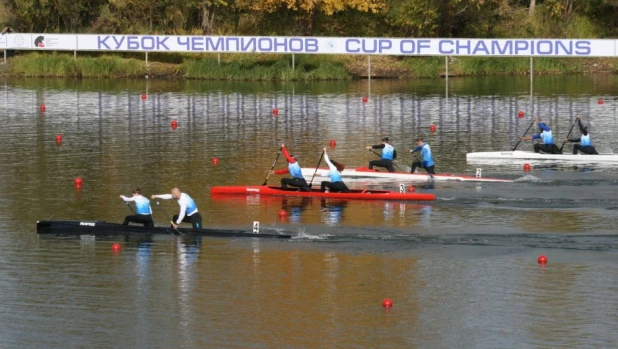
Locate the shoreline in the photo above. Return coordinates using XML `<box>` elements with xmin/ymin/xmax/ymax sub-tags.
<box><xmin>1</xmin><ymin>52</ymin><xmax>616</xmax><ymax>80</ymax></box>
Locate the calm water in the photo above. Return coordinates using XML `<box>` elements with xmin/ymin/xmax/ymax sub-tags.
<box><xmin>1</xmin><ymin>75</ymin><xmax>618</xmax><ymax>348</ymax></box>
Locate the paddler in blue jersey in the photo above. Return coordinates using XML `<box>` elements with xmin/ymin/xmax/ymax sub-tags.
<box><xmin>520</xmin><ymin>116</ymin><xmax>562</xmax><ymax>154</ymax></box>
<box><xmin>366</xmin><ymin>137</ymin><xmax>397</xmax><ymax>172</ymax></box>
<box><xmin>320</xmin><ymin>148</ymin><xmax>350</xmax><ymax>193</ymax></box>
<box><xmin>270</xmin><ymin>144</ymin><xmax>310</xmax><ymax>191</ymax></box>
<box><xmin>409</xmin><ymin>138</ymin><xmax>435</xmax><ymax>175</ymax></box>
<box><xmin>565</xmin><ymin>115</ymin><xmax>599</xmax><ymax>155</ymax></box>
<box><xmin>120</xmin><ymin>188</ymin><xmax>154</xmax><ymax>227</ymax></box>
<box><xmin>152</xmin><ymin>188</ymin><xmax>202</xmax><ymax>229</ymax></box>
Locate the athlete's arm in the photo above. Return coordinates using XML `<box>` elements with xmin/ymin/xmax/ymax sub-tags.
<box><xmin>281</xmin><ymin>146</ymin><xmax>296</xmax><ymax>164</ymax></box>
<box><xmin>323</xmin><ymin>151</ymin><xmax>337</xmax><ymax>172</ymax></box>
<box><xmin>176</xmin><ymin>196</ymin><xmax>187</xmax><ymax>224</ymax></box>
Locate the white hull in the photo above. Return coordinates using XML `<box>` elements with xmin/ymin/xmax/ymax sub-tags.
<box><xmin>467</xmin><ymin>151</ymin><xmax>618</xmax><ymax>163</ymax></box>
<box><xmin>300</xmin><ymin>167</ymin><xmax>513</xmax><ymax>183</ymax></box>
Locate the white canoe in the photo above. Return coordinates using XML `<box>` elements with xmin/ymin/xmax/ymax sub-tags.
<box><xmin>300</xmin><ymin>167</ymin><xmax>513</xmax><ymax>183</ymax></box>
<box><xmin>466</xmin><ymin>151</ymin><xmax>618</xmax><ymax>163</ymax></box>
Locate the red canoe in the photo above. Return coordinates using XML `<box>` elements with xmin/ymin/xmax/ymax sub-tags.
<box><xmin>210</xmin><ymin>186</ymin><xmax>435</xmax><ymax>201</ymax></box>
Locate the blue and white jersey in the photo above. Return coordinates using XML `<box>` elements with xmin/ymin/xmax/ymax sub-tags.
<box><xmin>329</xmin><ymin>168</ymin><xmax>342</xmax><ymax>182</ymax></box>
<box><xmin>413</xmin><ymin>143</ymin><xmax>434</xmax><ymax>168</ymax></box>
<box><xmin>154</xmin><ymin>192</ymin><xmax>199</xmax><ymax>224</ymax></box>
<box><xmin>532</xmin><ymin>123</ymin><xmax>554</xmax><ymax>145</ymax></box>
<box><xmin>134</xmin><ymin>196</ymin><xmax>152</xmax><ymax>215</ymax></box>
<box><xmin>121</xmin><ymin>195</ymin><xmax>152</xmax><ymax>215</ymax></box>
<box><xmin>181</xmin><ymin>193</ymin><xmax>198</xmax><ymax>215</ymax></box>
<box><xmin>288</xmin><ymin>162</ymin><xmax>304</xmax><ymax>179</ymax></box>
<box><xmin>324</xmin><ymin>153</ymin><xmax>343</xmax><ymax>182</ymax></box>
<box><xmin>581</xmin><ymin>134</ymin><xmax>591</xmax><ymax>146</ymax></box>
<box><xmin>382</xmin><ymin>143</ymin><xmax>395</xmax><ymax>160</ymax></box>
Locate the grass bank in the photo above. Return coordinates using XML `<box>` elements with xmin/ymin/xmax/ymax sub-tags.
<box><xmin>10</xmin><ymin>53</ymin><xmax>147</xmax><ymax>78</ymax></box>
<box><xmin>182</xmin><ymin>54</ymin><xmax>351</xmax><ymax>80</ymax></box>
<box><xmin>3</xmin><ymin>52</ymin><xmax>616</xmax><ymax>80</ymax></box>
<box><xmin>394</xmin><ymin>56</ymin><xmax>615</xmax><ymax>78</ymax></box>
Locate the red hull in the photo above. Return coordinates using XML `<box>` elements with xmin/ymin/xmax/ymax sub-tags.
<box><xmin>210</xmin><ymin>186</ymin><xmax>435</xmax><ymax>201</ymax></box>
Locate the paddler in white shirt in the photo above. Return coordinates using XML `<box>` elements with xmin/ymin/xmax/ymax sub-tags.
<box><xmin>151</xmin><ymin>188</ymin><xmax>202</xmax><ymax>229</ymax></box>
<box><xmin>120</xmin><ymin>188</ymin><xmax>154</xmax><ymax>227</ymax></box>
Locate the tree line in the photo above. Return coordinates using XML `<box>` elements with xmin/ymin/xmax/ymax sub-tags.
<box><xmin>1</xmin><ymin>0</ymin><xmax>617</xmax><ymax>38</ymax></box>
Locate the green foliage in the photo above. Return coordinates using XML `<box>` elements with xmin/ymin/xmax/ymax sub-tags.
<box><xmin>401</xmin><ymin>57</ymin><xmax>443</xmax><ymax>78</ymax></box>
<box><xmin>11</xmin><ymin>52</ymin><xmax>146</xmax><ymax>77</ymax></box>
<box><xmin>450</xmin><ymin>56</ymin><xmax>583</xmax><ymax>76</ymax></box>
<box><xmin>2</xmin><ymin>0</ymin><xmax>617</xmax><ymax>37</ymax></box>
<box><xmin>182</xmin><ymin>54</ymin><xmax>351</xmax><ymax>80</ymax></box>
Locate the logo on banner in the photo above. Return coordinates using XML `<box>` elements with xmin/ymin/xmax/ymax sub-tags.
<box><xmin>34</xmin><ymin>36</ymin><xmax>45</xmax><ymax>48</ymax></box>
<box><xmin>11</xmin><ymin>34</ymin><xmax>25</xmax><ymax>47</ymax></box>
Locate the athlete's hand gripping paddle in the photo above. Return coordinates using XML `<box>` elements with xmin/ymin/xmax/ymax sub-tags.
<box><xmin>156</xmin><ymin>201</ymin><xmax>180</xmax><ymax>236</ymax></box>
<box><xmin>512</xmin><ymin>117</ymin><xmax>536</xmax><ymax>151</ymax></box>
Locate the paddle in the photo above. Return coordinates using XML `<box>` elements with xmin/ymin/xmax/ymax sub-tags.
<box><xmin>409</xmin><ymin>151</ymin><xmax>422</xmax><ymax>172</ymax></box>
<box><xmin>308</xmin><ymin>150</ymin><xmax>325</xmax><ymax>188</ymax></box>
<box><xmin>262</xmin><ymin>147</ymin><xmax>282</xmax><ymax>186</ymax></box>
<box><xmin>512</xmin><ymin>118</ymin><xmax>536</xmax><ymax>151</ymax></box>
<box><xmin>559</xmin><ymin>117</ymin><xmax>579</xmax><ymax>153</ymax></box>
<box><xmin>408</xmin><ymin>151</ymin><xmax>434</xmax><ymax>180</ymax></box>
<box><xmin>368</xmin><ymin>149</ymin><xmax>410</xmax><ymax>172</ymax></box>
<box><xmin>125</xmin><ymin>202</ymin><xmax>136</xmax><ymax>215</ymax></box>
<box><xmin>155</xmin><ymin>201</ymin><xmax>180</xmax><ymax>236</ymax></box>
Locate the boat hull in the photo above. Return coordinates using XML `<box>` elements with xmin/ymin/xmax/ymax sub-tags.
<box><xmin>466</xmin><ymin>151</ymin><xmax>618</xmax><ymax>163</ymax></box>
<box><xmin>210</xmin><ymin>186</ymin><xmax>435</xmax><ymax>201</ymax></box>
<box><xmin>36</xmin><ymin>220</ymin><xmax>291</xmax><ymax>239</ymax></box>
<box><xmin>300</xmin><ymin>167</ymin><xmax>513</xmax><ymax>183</ymax></box>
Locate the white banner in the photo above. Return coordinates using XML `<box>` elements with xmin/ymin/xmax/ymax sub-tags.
<box><xmin>3</xmin><ymin>33</ymin><xmax>617</xmax><ymax>57</ymax></box>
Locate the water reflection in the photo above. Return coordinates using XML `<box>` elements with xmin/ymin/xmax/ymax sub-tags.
<box><xmin>282</xmin><ymin>197</ymin><xmax>312</xmax><ymax>224</ymax></box>
<box><xmin>320</xmin><ymin>199</ymin><xmax>348</xmax><ymax>226</ymax></box>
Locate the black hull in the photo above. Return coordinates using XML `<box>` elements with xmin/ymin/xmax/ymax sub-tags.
<box><xmin>36</xmin><ymin>220</ymin><xmax>291</xmax><ymax>239</ymax></box>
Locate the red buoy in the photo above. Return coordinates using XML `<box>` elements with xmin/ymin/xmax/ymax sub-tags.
<box><xmin>111</xmin><ymin>243</ymin><xmax>121</xmax><ymax>252</ymax></box>
<box><xmin>598</xmin><ymin>98</ymin><xmax>604</xmax><ymax>105</ymax></box>
<box><xmin>141</xmin><ymin>94</ymin><xmax>147</xmax><ymax>100</ymax></box>
<box><xmin>171</xmin><ymin>120</ymin><xmax>178</xmax><ymax>130</ymax></box>
<box><xmin>523</xmin><ymin>163</ymin><xmax>531</xmax><ymax>171</ymax></box>
<box><xmin>362</xmin><ymin>96</ymin><xmax>368</xmax><ymax>103</ymax></box>
<box><xmin>272</xmin><ymin>108</ymin><xmax>279</xmax><ymax>115</ymax></box>
<box><xmin>518</xmin><ymin>111</ymin><xmax>524</xmax><ymax>118</ymax></box>
<box><xmin>211</xmin><ymin>157</ymin><xmax>219</xmax><ymax>165</ymax></box>
<box><xmin>382</xmin><ymin>298</ymin><xmax>393</xmax><ymax>308</ymax></box>
<box><xmin>55</xmin><ymin>134</ymin><xmax>63</xmax><ymax>145</ymax></box>
<box><xmin>408</xmin><ymin>186</ymin><xmax>416</xmax><ymax>192</ymax></box>
<box><xmin>329</xmin><ymin>140</ymin><xmax>337</xmax><ymax>148</ymax></box>
<box><xmin>429</xmin><ymin>124</ymin><xmax>436</xmax><ymax>133</ymax></box>
<box><xmin>40</xmin><ymin>104</ymin><xmax>46</xmax><ymax>112</ymax></box>
<box><xmin>74</xmin><ymin>177</ymin><xmax>83</xmax><ymax>186</ymax></box>
<box><xmin>278</xmin><ymin>209</ymin><xmax>287</xmax><ymax>218</ymax></box>
<box><xmin>538</xmin><ymin>255</ymin><xmax>547</xmax><ymax>264</ymax></box>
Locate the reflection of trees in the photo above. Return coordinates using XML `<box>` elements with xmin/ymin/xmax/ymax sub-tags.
<box><xmin>191</xmin><ymin>246</ymin><xmax>422</xmax><ymax>347</ymax></box>
<box><xmin>516</xmin><ymin>210</ymin><xmax>583</xmax><ymax>233</ymax></box>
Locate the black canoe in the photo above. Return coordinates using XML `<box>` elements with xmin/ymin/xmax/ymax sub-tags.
<box><xmin>37</xmin><ymin>220</ymin><xmax>291</xmax><ymax>239</ymax></box>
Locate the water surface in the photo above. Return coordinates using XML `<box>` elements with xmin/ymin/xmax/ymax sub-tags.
<box><xmin>1</xmin><ymin>75</ymin><xmax>618</xmax><ymax>348</ymax></box>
